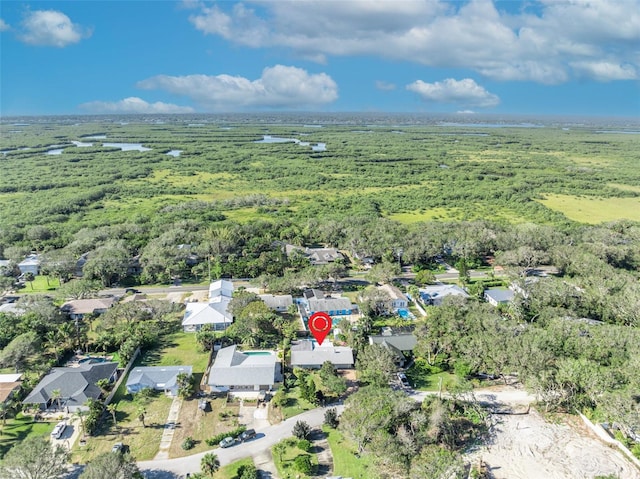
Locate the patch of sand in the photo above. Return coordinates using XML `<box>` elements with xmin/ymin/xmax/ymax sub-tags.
<box><xmin>468</xmin><ymin>409</ymin><xmax>640</xmax><ymax>479</ymax></box>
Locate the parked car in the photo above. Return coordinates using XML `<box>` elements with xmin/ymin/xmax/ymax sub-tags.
<box><xmin>397</xmin><ymin>372</ymin><xmax>410</xmax><ymax>388</ymax></box>
<box><xmin>239</xmin><ymin>429</ymin><xmax>256</xmax><ymax>442</ymax></box>
<box><xmin>111</xmin><ymin>442</ymin><xmax>124</xmax><ymax>453</ymax></box>
<box><xmin>219</xmin><ymin>437</ymin><xmax>235</xmax><ymax>448</ymax></box>
<box><xmin>51</xmin><ymin>421</ymin><xmax>66</xmax><ymax>439</ymax></box>
<box><xmin>124</xmin><ymin>288</ymin><xmax>141</xmax><ymax>294</ymax></box>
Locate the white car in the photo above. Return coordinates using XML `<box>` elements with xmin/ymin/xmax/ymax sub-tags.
<box><xmin>51</xmin><ymin>421</ymin><xmax>66</xmax><ymax>439</ymax></box>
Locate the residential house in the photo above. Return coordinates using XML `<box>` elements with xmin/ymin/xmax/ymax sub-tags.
<box><xmin>290</xmin><ymin>340</ymin><xmax>354</xmax><ymax>369</ymax></box>
<box><xmin>378</xmin><ymin>284</ymin><xmax>408</xmax><ymax>312</ymax></box>
<box><xmin>484</xmin><ymin>288</ymin><xmax>515</xmax><ymax>307</ymax></box>
<box><xmin>126</xmin><ymin>366</ymin><xmax>193</xmax><ymax>396</ymax></box>
<box><xmin>209</xmin><ymin>279</ymin><xmax>234</xmax><ymax>299</ymax></box>
<box><xmin>23</xmin><ymin>362</ymin><xmax>118</xmax><ymax>412</ymax></box>
<box><xmin>61</xmin><ymin>297</ymin><xmax>116</xmax><ymax>321</ymax></box>
<box><xmin>182</xmin><ymin>279</ymin><xmax>234</xmax><ymax>332</ymax></box>
<box><xmin>18</xmin><ymin>254</ymin><xmax>40</xmax><ymax>276</ymax></box>
<box><xmin>285</xmin><ymin>244</ymin><xmax>344</xmax><ymax>266</ymax></box>
<box><xmin>419</xmin><ymin>284</ymin><xmax>469</xmax><ymax>306</ymax></box>
<box><xmin>369</xmin><ymin>332</ymin><xmax>418</xmax><ymax>367</ymax></box>
<box><xmin>302</xmin><ymin>289</ymin><xmax>353</xmax><ymax>318</ymax></box>
<box><xmin>208</xmin><ymin>345</ymin><xmax>279</xmax><ymax>394</ymax></box>
<box><xmin>259</xmin><ymin>294</ymin><xmax>293</xmax><ymax>312</ymax></box>
<box><xmin>0</xmin><ymin>374</ymin><xmax>22</xmax><ymax>405</ymax></box>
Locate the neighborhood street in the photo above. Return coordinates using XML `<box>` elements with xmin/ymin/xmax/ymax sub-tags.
<box><xmin>137</xmin><ymin>405</ymin><xmax>345</xmax><ymax>478</ymax></box>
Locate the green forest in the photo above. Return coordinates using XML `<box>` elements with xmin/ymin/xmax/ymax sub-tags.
<box><xmin>1</xmin><ymin>115</ymin><xmax>639</xmax><ymax>477</ymax></box>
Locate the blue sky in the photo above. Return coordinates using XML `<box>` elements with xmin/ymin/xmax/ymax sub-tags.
<box><xmin>1</xmin><ymin>0</ymin><xmax>639</xmax><ymax>116</ymax></box>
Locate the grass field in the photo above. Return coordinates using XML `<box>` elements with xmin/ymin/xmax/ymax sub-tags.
<box><xmin>323</xmin><ymin>426</ymin><xmax>375</xmax><ymax>479</ymax></box>
<box><xmin>19</xmin><ymin>275</ymin><xmax>60</xmax><ymax>293</ymax></box>
<box><xmin>280</xmin><ymin>386</ymin><xmax>317</xmax><ymax>420</ymax></box>
<box><xmin>406</xmin><ymin>360</ymin><xmax>460</xmax><ymax>392</ymax></box>
<box><xmin>140</xmin><ymin>331</ymin><xmax>211</xmax><ymax>374</ymax></box>
<box><xmin>387</xmin><ymin>208</ymin><xmax>458</xmax><ymax>223</ymax></box>
<box><xmin>272</xmin><ymin>437</ymin><xmax>319</xmax><ymax>479</ymax></box>
<box><xmin>216</xmin><ymin>458</ymin><xmax>256</xmax><ymax>479</ymax></box>
<box><xmin>71</xmin><ymin>383</ymin><xmax>174</xmax><ymax>463</ymax></box>
<box><xmin>0</xmin><ymin>414</ymin><xmax>55</xmax><ymax>458</ymax></box>
<box><xmin>538</xmin><ymin>194</ymin><xmax>640</xmax><ymax>223</ymax></box>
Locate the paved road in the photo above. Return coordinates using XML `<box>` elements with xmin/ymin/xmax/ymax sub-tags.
<box><xmin>138</xmin><ymin>405</ymin><xmax>344</xmax><ymax>478</ymax></box>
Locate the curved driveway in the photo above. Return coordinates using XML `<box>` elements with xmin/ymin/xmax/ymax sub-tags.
<box><xmin>138</xmin><ymin>405</ymin><xmax>344</xmax><ymax>478</ymax></box>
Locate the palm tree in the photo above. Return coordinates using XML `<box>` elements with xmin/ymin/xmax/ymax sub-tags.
<box><xmin>106</xmin><ymin>403</ymin><xmax>117</xmax><ymax>427</ymax></box>
<box><xmin>200</xmin><ymin>453</ymin><xmax>220</xmax><ymax>477</ymax></box>
<box><xmin>73</xmin><ymin>409</ymin><xmax>87</xmax><ymax>436</ymax></box>
<box><xmin>57</xmin><ymin>322</ymin><xmax>75</xmax><ymax>351</ymax></box>
<box><xmin>25</xmin><ymin>272</ymin><xmax>35</xmax><ymax>290</ymax></box>
<box><xmin>137</xmin><ymin>407</ymin><xmax>146</xmax><ymax>428</ymax></box>
<box><xmin>0</xmin><ymin>402</ymin><xmax>9</xmax><ymax>428</ymax></box>
<box><xmin>51</xmin><ymin>389</ymin><xmax>63</xmax><ymax>411</ymax></box>
<box><xmin>45</xmin><ymin>330</ymin><xmax>61</xmax><ymax>363</ymax></box>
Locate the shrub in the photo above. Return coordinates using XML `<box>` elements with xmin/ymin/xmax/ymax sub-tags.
<box><xmin>292</xmin><ymin>420</ymin><xmax>311</xmax><ymax>440</ymax></box>
<box><xmin>293</xmin><ymin>454</ymin><xmax>313</xmax><ymax>474</ymax></box>
<box><xmin>297</xmin><ymin>439</ymin><xmax>311</xmax><ymax>452</ymax></box>
<box><xmin>324</xmin><ymin>408</ymin><xmax>339</xmax><ymax>428</ymax></box>
<box><xmin>205</xmin><ymin>426</ymin><xmax>247</xmax><ymax>447</ymax></box>
<box><xmin>181</xmin><ymin>436</ymin><xmax>195</xmax><ymax>450</ymax></box>
<box><xmin>237</xmin><ymin>463</ymin><xmax>258</xmax><ymax>479</ymax></box>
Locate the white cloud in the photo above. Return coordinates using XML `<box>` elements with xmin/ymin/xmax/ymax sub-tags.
<box><xmin>137</xmin><ymin>65</ymin><xmax>338</xmax><ymax>110</ymax></box>
<box><xmin>407</xmin><ymin>78</ymin><xmax>500</xmax><ymax>108</ymax></box>
<box><xmin>19</xmin><ymin>10</ymin><xmax>90</xmax><ymax>47</ymax></box>
<box><xmin>79</xmin><ymin>97</ymin><xmax>194</xmax><ymax>114</ymax></box>
<box><xmin>456</xmin><ymin>110</ymin><xmax>476</xmax><ymax>114</ymax></box>
<box><xmin>375</xmin><ymin>81</ymin><xmax>396</xmax><ymax>91</ymax></box>
<box><xmin>187</xmin><ymin>0</ymin><xmax>640</xmax><ymax>84</ymax></box>
<box><xmin>569</xmin><ymin>61</ymin><xmax>637</xmax><ymax>81</ymax></box>
<box><xmin>0</xmin><ymin>19</ymin><xmax>10</xmax><ymax>32</ymax></box>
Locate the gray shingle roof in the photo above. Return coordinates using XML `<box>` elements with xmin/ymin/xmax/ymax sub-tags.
<box><xmin>369</xmin><ymin>334</ymin><xmax>417</xmax><ymax>352</ymax></box>
<box><xmin>126</xmin><ymin>366</ymin><xmax>192</xmax><ymax>391</ymax></box>
<box><xmin>208</xmin><ymin>345</ymin><xmax>277</xmax><ymax>388</ymax></box>
<box><xmin>23</xmin><ymin>362</ymin><xmax>118</xmax><ymax>409</ymax></box>
<box><xmin>290</xmin><ymin>344</ymin><xmax>354</xmax><ymax>368</ymax></box>
<box><xmin>485</xmin><ymin>288</ymin><xmax>515</xmax><ymax>304</ymax></box>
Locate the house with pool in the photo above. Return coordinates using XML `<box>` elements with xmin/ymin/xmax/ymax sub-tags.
<box><xmin>207</xmin><ymin>345</ymin><xmax>280</xmax><ymax>396</ymax></box>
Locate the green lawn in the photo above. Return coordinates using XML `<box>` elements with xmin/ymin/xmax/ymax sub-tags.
<box><xmin>323</xmin><ymin>426</ymin><xmax>375</xmax><ymax>479</ymax></box>
<box><xmin>140</xmin><ymin>331</ymin><xmax>211</xmax><ymax>373</ymax></box>
<box><xmin>214</xmin><ymin>458</ymin><xmax>255</xmax><ymax>479</ymax></box>
<box><xmin>406</xmin><ymin>360</ymin><xmax>460</xmax><ymax>392</ymax></box>
<box><xmin>538</xmin><ymin>194</ymin><xmax>640</xmax><ymax>224</ymax></box>
<box><xmin>272</xmin><ymin>438</ymin><xmax>318</xmax><ymax>479</ymax></box>
<box><xmin>19</xmin><ymin>275</ymin><xmax>60</xmax><ymax>293</ymax></box>
<box><xmin>0</xmin><ymin>414</ymin><xmax>55</xmax><ymax>458</ymax></box>
<box><xmin>72</xmin><ymin>381</ymin><xmax>173</xmax><ymax>463</ymax></box>
<box><xmin>280</xmin><ymin>386</ymin><xmax>316</xmax><ymax>420</ymax></box>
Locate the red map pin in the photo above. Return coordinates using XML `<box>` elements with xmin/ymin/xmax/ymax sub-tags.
<box><xmin>308</xmin><ymin>312</ymin><xmax>332</xmax><ymax>346</ymax></box>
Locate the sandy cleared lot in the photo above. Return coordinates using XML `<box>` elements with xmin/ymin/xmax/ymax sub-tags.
<box><xmin>468</xmin><ymin>409</ymin><xmax>640</xmax><ymax>479</ymax></box>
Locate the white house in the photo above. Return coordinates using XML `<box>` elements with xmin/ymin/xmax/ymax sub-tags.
<box><xmin>378</xmin><ymin>284</ymin><xmax>408</xmax><ymax>311</ymax></box>
<box><xmin>290</xmin><ymin>340</ymin><xmax>354</xmax><ymax>369</ymax></box>
<box><xmin>182</xmin><ymin>279</ymin><xmax>234</xmax><ymax>332</ymax></box>
<box><xmin>126</xmin><ymin>366</ymin><xmax>192</xmax><ymax>396</ymax></box>
<box><xmin>419</xmin><ymin>284</ymin><xmax>470</xmax><ymax>306</ymax></box>
<box><xmin>18</xmin><ymin>255</ymin><xmax>40</xmax><ymax>276</ymax></box>
<box><xmin>484</xmin><ymin>288</ymin><xmax>515</xmax><ymax>307</ymax></box>
<box><xmin>259</xmin><ymin>294</ymin><xmax>293</xmax><ymax>312</ymax></box>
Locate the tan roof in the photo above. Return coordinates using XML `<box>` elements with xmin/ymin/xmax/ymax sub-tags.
<box><xmin>0</xmin><ymin>381</ymin><xmax>21</xmax><ymax>403</ymax></box>
<box><xmin>61</xmin><ymin>298</ymin><xmax>116</xmax><ymax>315</ymax></box>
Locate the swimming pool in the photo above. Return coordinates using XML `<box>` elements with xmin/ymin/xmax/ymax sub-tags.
<box><xmin>78</xmin><ymin>356</ymin><xmax>108</xmax><ymax>364</ymax></box>
<box><xmin>243</xmin><ymin>351</ymin><xmax>273</xmax><ymax>356</ymax></box>
<box><xmin>397</xmin><ymin>309</ymin><xmax>415</xmax><ymax>319</ymax></box>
